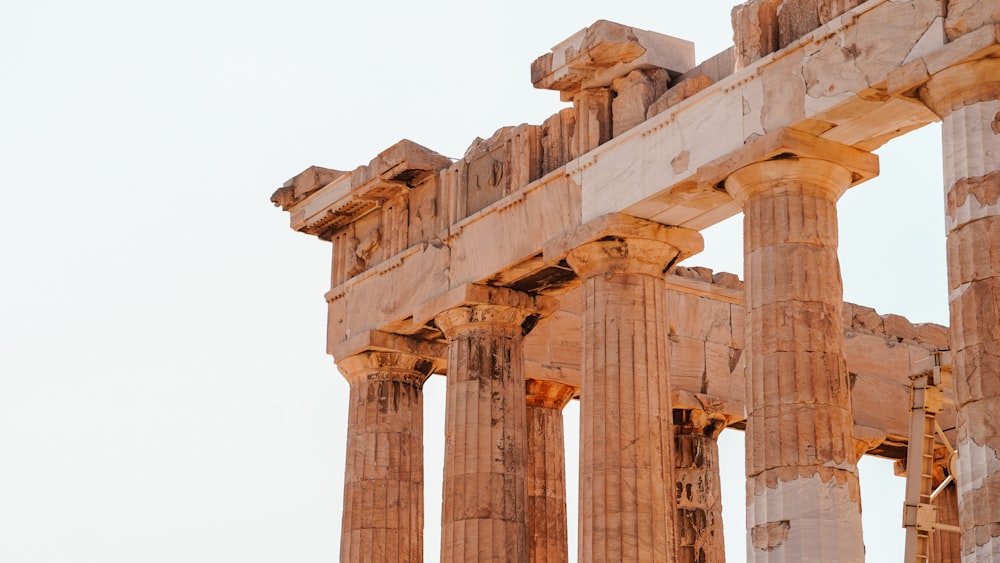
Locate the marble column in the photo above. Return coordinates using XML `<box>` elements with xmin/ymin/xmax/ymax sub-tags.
<box><xmin>930</xmin><ymin>481</ymin><xmax>962</xmax><ymax>563</ymax></box>
<box><xmin>337</xmin><ymin>350</ymin><xmax>437</xmax><ymax>563</ymax></box>
<box><xmin>436</xmin><ymin>288</ymin><xmax>554</xmax><ymax>563</ymax></box>
<box><xmin>526</xmin><ymin>380</ymin><xmax>575</xmax><ymax>563</ymax></box>
<box><xmin>726</xmin><ymin>157</ymin><xmax>865</xmax><ymax>562</ymax></box>
<box><xmin>673</xmin><ymin>408</ymin><xmax>727</xmax><ymax>563</ymax></box>
<box><xmin>567</xmin><ymin>229</ymin><xmax>700</xmax><ymax>563</ymax></box>
<box><xmin>920</xmin><ymin>56</ymin><xmax>1000</xmax><ymax>562</ymax></box>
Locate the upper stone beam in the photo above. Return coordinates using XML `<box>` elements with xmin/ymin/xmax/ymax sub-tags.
<box><xmin>330</xmin><ymin>329</ymin><xmax>447</xmax><ymax>371</ymax></box>
<box><xmin>571</xmin><ymin>0</ymin><xmax>949</xmax><ymax>229</ymax></box>
<box><xmin>271</xmin><ymin>139</ymin><xmax>451</xmax><ymax>240</ymax></box>
<box><xmin>531</xmin><ymin>20</ymin><xmax>695</xmax><ymax>102</ymax></box>
<box><xmin>270</xmin><ymin>165</ymin><xmax>347</xmax><ymax>212</ymax></box>
<box><xmin>697</xmin><ymin>127</ymin><xmax>879</xmax><ymax>190</ymax></box>
<box><xmin>888</xmin><ymin>23</ymin><xmax>1000</xmax><ymax>102</ymax></box>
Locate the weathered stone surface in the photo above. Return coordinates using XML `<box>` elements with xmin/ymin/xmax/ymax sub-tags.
<box><xmin>674</xmin><ymin>409</ymin><xmax>727</xmax><ymax>563</ymax></box>
<box><xmin>648</xmin><ymin>75</ymin><xmax>714</xmax><ymax>120</ymax></box>
<box><xmin>733</xmin><ymin>0</ymin><xmax>781</xmax><ymax>69</ymax></box>
<box><xmin>336</xmin><ymin>350</ymin><xmax>439</xmax><ymax>563</ymax></box>
<box><xmin>526</xmin><ymin>380</ymin><xmax>574</xmax><ymax>563</ymax></box>
<box><xmin>458</xmin><ymin>125</ymin><xmax>543</xmax><ymax>220</ymax></box>
<box><xmin>945</xmin><ymin>0</ymin><xmax>1000</xmax><ymax>40</ymax></box>
<box><xmin>677</xmin><ymin>48</ymin><xmax>736</xmax><ymax>84</ymax></box>
<box><xmin>568</xmin><ymin>235</ymin><xmax>687</xmax><ymax>562</ymax></box>
<box><xmin>532</xmin><ymin>20</ymin><xmax>694</xmax><ymax>102</ymax></box>
<box><xmin>778</xmin><ymin>0</ymin><xmax>822</xmax><ymax>49</ymax></box>
<box><xmin>727</xmin><ymin>155</ymin><xmax>864</xmax><ymax>562</ymax></box>
<box><xmin>613</xmin><ymin>69</ymin><xmax>670</xmax><ymax>137</ymax></box>
<box><xmin>271</xmin><ymin>165</ymin><xmax>346</xmax><ymax>210</ymax></box>
<box><xmin>270</xmin><ymin>7</ymin><xmax>1000</xmax><ymax>560</ymax></box>
<box><xmin>930</xmin><ymin>483</ymin><xmax>962</xmax><ymax>562</ymax></box>
<box><xmin>773</xmin><ymin>0</ymin><xmax>867</xmax><ymax>49</ymax></box>
<box><xmin>883</xmin><ymin>313</ymin><xmax>917</xmax><ymax>342</ymax></box>
<box><xmin>572</xmin><ymin>88</ymin><xmax>612</xmax><ymax>158</ymax></box>
<box><xmin>927</xmin><ymin>54</ymin><xmax>1000</xmax><ymax>561</ymax></box>
<box><xmin>540</xmin><ymin>109</ymin><xmax>576</xmax><ymax>177</ymax></box>
<box><xmin>436</xmin><ymin>290</ymin><xmax>555</xmax><ymax>563</ymax></box>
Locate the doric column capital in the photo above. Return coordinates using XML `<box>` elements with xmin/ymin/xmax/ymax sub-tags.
<box><xmin>336</xmin><ymin>349</ymin><xmax>437</xmax><ymax>387</ymax></box>
<box><xmin>525</xmin><ymin>379</ymin><xmax>576</xmax><ymax>410</ymax></box>
<box><xmin>334</xmin><ymin>331</ymin><xmax>444</xmax><ymax>385</ymax></box>
<box><xmin>919</xmin><ymin>58</ymin><xmax>1000</xmax><ymax>119</ymax></box>
<box><xmin>566</xmin><ymin>236</ymin><xmax>689</xmax><ymax>279</ymax></box>
<box><xmin>725</xmin><ymin>156</ymin><xmax>855</xmax><ymax>206</ymax></box>
<box><xmin>544</xmin><ymin>214</ymin><xmax>703</xmax><ymax>280</ymax></box>
<box><xmin>433</xmin><ymin>285</ymin><xmax>557</xmax><ymax>340</ymax></box>
<box><xmin>671</xmin><ymin>390</ymin><xmax>745</xmax><ymax>431</ymax></box>
<box><xmin>435</xmin><ymin>304</ymin><xmax>536</xmax><ymax>339</ymax></box>
<box><xmin>672</xmin><ymin>407</ymin><xmax>727</xmax><ymax>440</ymax></box>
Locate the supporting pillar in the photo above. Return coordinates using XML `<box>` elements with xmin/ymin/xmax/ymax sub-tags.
<box><xmin>337</xmin><ymin>349</ymin><xmax>438</xmax><ymax>563</ymax></box>
<box><xmin>526</xmin><ymin>380</ymin><xmax>575</xmax><ymax>563</ymax></box>
<box><xmin>930</xmin><ymin>480</ymin><xmax>962</xmax><ymax>563</ymax></box>
<box><xmin>920</xmin><ymin>57</ymin><xmax>1000</xmax><ymax>561</ymax></box>
<box><xmin>726</xmin><ymin>157</ymin><xmax>866</xmax><ymax>562</ymax></box>
<box><xmin>436</xmin><ymin>287</ymin><xmax>555</xmax><ymax>563</ymax></box>
<box><xmin>566</xmin><ymin>226</ymin><xmax>701</xmax><ymax>562</ymax></box>
<box><xmin>673</xmin><ymin>408</ymin><xmax>727</xmax><ymax>563</ymax></box>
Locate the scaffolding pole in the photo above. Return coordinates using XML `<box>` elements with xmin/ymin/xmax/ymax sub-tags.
<box><xmin>902</xmin><ymin>352</ymin><xmax>959</xmax><ymax>563</ymax></box>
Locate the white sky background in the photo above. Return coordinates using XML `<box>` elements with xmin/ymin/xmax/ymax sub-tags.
<box><xmin>0</xmin><ymin>1</ymin><xmax>947</xmax><ymax>562</ymax></box>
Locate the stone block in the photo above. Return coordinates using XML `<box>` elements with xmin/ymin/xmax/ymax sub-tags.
<box><xmin>272</xmin><ymin>165</ymin><xmax>346</xmax><ymax>210</ymax></box>
<box><xmin>777</xmin><ymin>0</ymin><xmax>865</xmax><ymax>49</ymax></box>
<box><xmin>945</xmin><ymin>0</ymin><xmax>1000</xmax><ymax>40</ymax></box>
<box><xmin>532</xmin><ymin>19</ymin><xmax>694</xmax><ymax>101</ymax></box>
<box><xmin>733</xmin><ymin>0</ymin><xmax>781</xmax><ymax>69</ymax></box>
<box><xmin>540</xmin><ymin>108</ymin><xmax>575</xmax><ymax>176</ymax></box>
<box><xmin>454</xmin><ymin>124</ymin><xmax>544</xmax><ymax>221</ymax></box>
<box><xmin>849</xmin><ymin>304</ymin><xmax>884</xmax><ymax>333</ymax></box>
<box><xmin>712</xmin><ymin>271</ymin><xmax>743</xmax><ymax>291</ymax></box>
<box><xmin>677</xmin><ymin>47</ymin><xmax>736</xmax><ymax>84</ymax></box>
<box><xmin>573</xmin><ymin>88</ymin><xmax>612</xmax><ymax>156</ymax></box>
<box><xmin>915</xmin><ymin>323</ymin><xmax>949</xmax><ymax>347</ymax></box>
<box><xmin>612</xmin><ymin>69</ymin><xmax>670</xmax><ymax>137</ymax></box>
<box><xmin>882</xmin><ymin>313</ymin><xmax>917</xmax><ymax>341</ymax></box>
<box><xmin>647</xmin><ymin>75</ymin><xmax>714</xmax><ymax>120</ymax></box>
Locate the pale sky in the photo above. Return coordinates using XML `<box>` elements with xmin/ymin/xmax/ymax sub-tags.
<box><xmin>1</xmin><ymin>1</ymin><xmax>947</xmax><ymax>561</ymax></box>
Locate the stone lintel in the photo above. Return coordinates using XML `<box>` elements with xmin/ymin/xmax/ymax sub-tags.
<box><xmin>531</xmin><ymin>19</ymin><xmax>695</xmax><ymax>102</ymax></box>
<box><xmin>698</xmin><ymin>127</ymin><xmax>879</xmax><ymax>193</ymax></box>
<box><xmin>919</xmin><ymin>57</ymin><xmax>1000</xmax><ymax>119</ymax></box>
<box><xmin>353</xmin><ymin>138</ymin><xmax>453</xmax><ymax>189</ymax></box>
<box><xmin>671</xmin><ymin>389</ymin><xmax>745</xmax><ymax>427</ymax></box>
<box><xmin>666</xmin><ymin>272</ymin><xmax>742</xmax><ymax>305</ymax></box>
<box><xmin>541</xmin><ymin>213</ymin><xmax>704</xmax><ymax>268</ymax></box>
<box><xmin>330</xmin><ymin>330</ymin><xmax>447</xmax><ymax>372</ymax></box>
<box><xmin>413</xmin><ymin>284</ymin><xmax>558</xmax><ymax>337</ymax></box>
<box><xmin>854</xmin><ymin>425</ymin><xmax>890</xmax><ymax>458</ymax></box>
<box><xmin>525</xmin><ymin>379</ymin><xmax>576</xmax><ymax>409</ymax></box>
<box><xmin>271</xmin><ymin>165</ymin><xmax>347</xmax><ymax>211</ymax></box>
<box><xmin>279</xmin><ymin>139</ymin><xmax>451</xmax><ymax>239</ymax></box>
<box><xmin>523</xmin><ymin>361</ymin><xmax>578</xmax><ymax>391</ymax></box>
<box><xmin>887</xmin><ymin>23</ymin><xmax>1000</xmax><ymax>102</ymax></box>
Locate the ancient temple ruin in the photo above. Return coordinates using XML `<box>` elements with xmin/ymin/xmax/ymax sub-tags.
<box><xmin>271</xmin><ymin>0</ymin><xmax>1000</xmax><ymax>560</ymax></box>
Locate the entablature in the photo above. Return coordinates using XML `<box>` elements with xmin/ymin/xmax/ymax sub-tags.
<box><xmin>272</xmin><ymin>139</ymin><xmax>452</xmax><ymax>241</ymax></box>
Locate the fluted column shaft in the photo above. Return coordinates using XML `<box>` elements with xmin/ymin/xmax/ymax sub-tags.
<box><xmin>673</xmin><ymin>408</ymin><xmax>727</xmax><ymax>563</ymax></box>
<box><xmin>436</xmin><ymin>291</ymin><xmax>553</xmax><ymax>563</ymax></box>
<box><xmin>931</xmin><ymin>482</ymin><xmax>962</xmax><ymax>563</ymax></box>
<box><xmin>567</xmin><ymin>235</ymin><xmax>694</xmax><ymax>562</ymax></box>
<box><xmin>526</xmin><ymin>380</ymin><xmax>575</xmax><ymax>563</ymax></box>
<box><xmin>337</xmin><ymin>351</ymin><xmax>435</xmax><ymax>563</ymax></box>
<box><xmin>726</xmin><ymin>158</ymin><xmax>864</xmax><ymax>562</ymax></box>
<box><xmin>920</xmin><ymin>57</ymin><xmax>1000</xmax><ymax>561</ymax></box>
